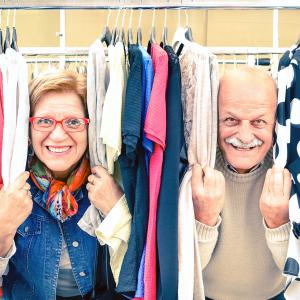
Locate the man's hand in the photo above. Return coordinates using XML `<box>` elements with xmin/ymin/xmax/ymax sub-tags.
<box><xmin>260</xmin><ymin>167</ymin><xmax>291</xmax><ymax>229</ymax></box>
<box><xmin>192</xmin><ymin>164</ymin><xmax>225</xmax><ymax>226</ymax></box>
<box><xmin>0</xmin><ymin>172</ymin><xmax>32</xmax><ymax>256</ymax></box>
<box><xmin>86</xmin><ymin>166</ymin><xmax>124</xmax><ymax>216</ymax></box>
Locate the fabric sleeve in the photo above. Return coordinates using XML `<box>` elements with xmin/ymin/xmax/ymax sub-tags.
<box><xmin>195</xmin><ymin>216</ymin><xmax>222</xmax><ymax>270</ymax></box>
<box><xmin>263</xmin><ymin>219</ymin><xmax>291</xmax><ymax>270</ymax></box>
<box><xmin>0</xmin><ymin>242</ymin><xmax>16</xmax><ymax>286</ymax></box>
<box><xmin>78</xmin><ymin>195</ymin><xmax>131</xmax><ymax>285</ymax></box>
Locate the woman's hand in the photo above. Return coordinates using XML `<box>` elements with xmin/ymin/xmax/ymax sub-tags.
<box><xmin>86</xmin><ymin>166</ymin><xmax>124</xmax><ymax>216</ymax></box>
<box><xmin>0</xmin><ymin>172</ymin><xmax>32</xmax><ymax>256</ymax></box>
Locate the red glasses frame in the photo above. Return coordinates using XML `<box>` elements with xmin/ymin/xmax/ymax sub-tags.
<box><xmin>29</xmin><ymin>116</ymin><xmax>90</xmax><ymax>132</ymax></box>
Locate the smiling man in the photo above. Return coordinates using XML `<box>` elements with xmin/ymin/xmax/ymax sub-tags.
<box><xmin>192</xmin><ymin>67</ymin><xmax>291</xmax><ymax>300</ymax></box>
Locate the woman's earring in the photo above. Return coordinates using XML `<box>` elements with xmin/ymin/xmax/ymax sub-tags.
<box><xmin>28</xmin><ymin>142</ymin><xmax>34</xmax><ymax>157</ymax></box>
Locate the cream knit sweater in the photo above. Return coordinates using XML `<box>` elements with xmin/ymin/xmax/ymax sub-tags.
<box><xmin>197</xmin><ymin>149</ymin><xmax>291</xmax><ymax>300</ymax></box>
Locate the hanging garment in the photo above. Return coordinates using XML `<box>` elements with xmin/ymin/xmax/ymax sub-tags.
<box><xmin>1</xmin><ymin>48</ymin><xmax>29</xmax><ymax>189</ymax></box>
<box><xmin>9</xmin><ymin>52</ymin><xmax>30</xmax><ymax>184</ymax></box>
<box><xmin>275</xmin><ymin>44</ymin><xmax>300</xmax><ymax>290</ymax></box>
<box><xmin>116</xmin><ymin>44</ymin><xmax>149</xmax><ymax>296</ymax></box>
<box><xmin>79</xmin><ymin>194</ymin><xmax>132</xmax><ymax>286</ymax></box>
<box><xmin>156</xmin><ymin>45</ymin><xmax>184</xmax><ymax>300</ymax></box>
<box><xmin>100</xmin><ymin>41</ymin><xmax>127</xmax><ymax>175</ymax></box>
<box><xmin>0</xmin><ymin>70</ymin><xmax>3</xmax><ymax>187</ymax></box>
<box><xmin>177</xmin><ymin>43</ymin><xmax>218</xmax><ymax>300</ymax></box>
<box><xmin>87</xmin><ymin>39</ymin><xmax>108</xmax><ymax>169</ymax></box>
<box><xmin>143</xmin><ymin>43</ymin><xmax>168</xmax><ymax>300</ymax></box>
<box><xmin>1</xmin><ymin>48</ymin><xmax>18</xmax><ymax>189</ymax></box>
<box><xmin>134</xmin><ymin>46</ymin><xmax>154</xmax><ymax>299</ymax></box>
<box><xmin>82</xmin><ymin>39</ymin><xmax>110</xmax><ymax>242</ymax></box>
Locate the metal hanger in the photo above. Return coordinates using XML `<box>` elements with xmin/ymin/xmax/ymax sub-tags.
<box><xmin>127</xmin><ymin>9</ymin><xmax>134</xmax><ymax>46</ymax></box>
<box><xmin>150</xmin><ymin>8</ymin><xmax>156</xmax><ymax>44</ymax></box>
<box><xmin>100</xmin><ymin>9</ymin><xmax>112</xmax><ymax>47</ymax></box>
<box><xmin>110</xmin><ymin>8</ymin><xmax>121</xmax><ymax>45</ymax></box>
<box><xmin>4</xmin><ymin>10</ymin><xmax>10</xmax><ymax>52</ymax></box>
<box><xmin>136</xmin><ymin>9</ymin><xmax>143</xmax><ymax>46</ymax></box>
<box><xmin>117</xmin><ymin>8</ymin><xmax>126</xmax><ymax>44</ymax></box>
<box><xmin>172</xmin><ymin>9</ymin><xmax>190</xmax><ymax>53</ymax></box>
<box><xmin>162</xmin><ymin>8</ymin><xmax>168</xmax><ymax>47</ymax></box>
<box><xmin>11</xmin><ymin>9</ymin><xmax>18</xmax><ymax>51</ymax></box>
<box><xmin>184</xmin><ymin>10</ymin><xmax>193</xmax><ymax>42</ymax></box>
<box><xmin>0</xmin><ymin>10</ymin><xmax>3</xmax><ymax>54</ymax></box>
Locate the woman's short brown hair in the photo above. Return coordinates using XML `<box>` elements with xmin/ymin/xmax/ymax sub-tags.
<box><xmin>29</xmin><ymin>69</ymin><xmax>87</xmax><ymax>116</ymax></box>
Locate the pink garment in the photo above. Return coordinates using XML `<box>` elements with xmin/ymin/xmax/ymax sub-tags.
<box><xmin>0</xmin><ymin>70</ymin><xmax>3</xmax><ymax>187</ymax></box>
<box><xmin>143</xmin><ymin>43</ymin><xmax>168</xmax><ymax>300</ymax></box>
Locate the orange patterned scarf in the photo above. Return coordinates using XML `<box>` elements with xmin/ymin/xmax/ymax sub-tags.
<box><xmin>29</xmin><ymin>156</ymin><xmax>90</xmax><ymax>222</ymax></box>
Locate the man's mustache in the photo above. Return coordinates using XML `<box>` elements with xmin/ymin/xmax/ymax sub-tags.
<box><xmin>225</xmin><ymin>136</ymin><xmax>263</xmax><ymax>149</ymax></box>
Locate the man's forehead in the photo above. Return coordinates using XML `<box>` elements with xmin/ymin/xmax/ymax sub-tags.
<box><xmin>219</xmin><ymin>67</ymin><xmax>277</xmax><ymax>92</ymax></box>
<box><xmin>218</xmin><ymin>67</ymin><xmax>277</xmax><ymax>110</ymax></box>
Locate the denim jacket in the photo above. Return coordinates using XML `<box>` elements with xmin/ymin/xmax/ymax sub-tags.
<box><xmin>3</xmin><ymin>178</ymin><xmax>98</xmax><ymax>300</ymax></box>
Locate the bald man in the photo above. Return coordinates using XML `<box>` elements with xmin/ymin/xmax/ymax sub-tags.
<box><xmin>192</xmin><ymin>67</ymin><xmax>291</xmax><ymax>300</ymax></box>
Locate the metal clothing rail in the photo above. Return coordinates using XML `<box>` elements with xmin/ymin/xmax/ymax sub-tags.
<box><xmin>1</xmin><ymin>0</ymin><xmax>300</xmax><ymax>10</ymax></box>
<box><xmin>19</xmin><ymin>46</ymin><xmax>289</xmax><ymax>56</ymax></box>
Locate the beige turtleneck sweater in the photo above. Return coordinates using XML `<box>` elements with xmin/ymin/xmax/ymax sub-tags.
<box><xmin>196</xmin><ymin>149</ymin><xmax>290</xmax><ymax>300</ymax></box>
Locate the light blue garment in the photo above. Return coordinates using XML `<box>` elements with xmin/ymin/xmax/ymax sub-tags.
<box><xmin>135</xmin><ymin>245</ymin><xmax>146</xmax><ymax>297</ymax></box>
<box><xmin>140</xmin><ymin>46</ymin><xmax>154</xmax><ymax>173</ymax></box>
<box><xmin>134</xmin><ymin>47</ymin><xmax>154</xmax><ymax>298</ymax></box>
<box><xmin>3</xmin><ymin>178</ymin><xmax>98</xmax><ymax>300</ymax></box>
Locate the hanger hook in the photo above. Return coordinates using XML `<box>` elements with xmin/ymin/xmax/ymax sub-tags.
<box><xmin>13</xmin><ymin>9</ymin><xmax>16</xmax><ymax>27</ymax></box>
<box><xmin>6</xmin><ymin>9</ymin><xmax>10</xmax><ymax>28</ymax></box>
<box><xmin>121</xmin><ymin>8</ymin><xmax>126</xmax><ymax>28</ymax></box>
<box><xmin>151</xmin><ymin>8</ymin><xmax>156</xmax><ymax>28</ymax></box>
<box><xmin>164</xmin><ymin>8</ymin><xmax>167</xmax><ymax>27</ymax></box>
<box><xmin>115</xmin><ymin>8</ymin><xmax>121</xmax><ymax>28</ymax></box>
<box><xmin>138</xmin><ymin>9</ymin><xmax>143</xmax><ymax>28</ymax></box>
<box><xmin>185</xmin><ymin>9</ymin><xmax>189</xmax><ymax>27</ymax></box>
<box><xmin>106</xmin><ymin>9</ymin><xmax>111</xmax><ymax>27</ymax></box>
<box><xmin>129</xmin><ymin>8</ymin><xmax>133</xmax><ymax>28</ymax></box>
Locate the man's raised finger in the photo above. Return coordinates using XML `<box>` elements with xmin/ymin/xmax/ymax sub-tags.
<box><xmin>270</xmin><ymin>167</ymin><xmax>284</xmax><ymax>197</ymax></box>
<box><xmin>283</xmin><ymin>168</ymin><xmax>292</xmax><ymax>199</ymax></box>
<box><xmin>203</xmin><ymin>166</ymin><xmax>216</xmax><ymax>190</ymax></box>
<box><xmin>192</xmin><ymin>164</ymin><xmax>204</xmax><ymax>190</ymax></box>
<box><xmin>261</xmin><ymin>168</ymin><xmax>271</xmax><ymax>198</ymax></box>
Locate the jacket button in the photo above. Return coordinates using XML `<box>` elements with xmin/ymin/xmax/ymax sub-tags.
<box><xmin>24</xmin><ymin>226</ymin><xmax>29</xmax><ymax>233</ymax></box>
<box><xmin>79</xmin><ymin>271</ymin><xmax>86</xmax><ymax>277</ymax></box>
<box><xmin>72</xmin><ymin>241</ymin><xmax>79</xmax><ymax>247</ymax></box>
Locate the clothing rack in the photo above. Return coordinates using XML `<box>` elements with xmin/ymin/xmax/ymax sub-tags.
<box><xmin>0</xmin><ymin>0</ymin><xmax>300</xmax><ymax>10</ymax></box>
<box><xmin>20</xmin><ymin>46</ymin><xmax>288</xmax><ymax>57</ymax></box>
<box><xmin>20</xmin><ymin>47</ymin><xmax>286</xmax><ymax>71</ymax></box>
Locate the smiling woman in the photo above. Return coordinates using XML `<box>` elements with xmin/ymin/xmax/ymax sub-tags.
<box><xmin>30</xmin><ymin>90</ymin><xmax>88</xmax><ymax>181</ymax></box>
<box><xmin>0</xmin><ymin>70</ymin><xmax>130</xmax><ymax>300</ymax></box>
